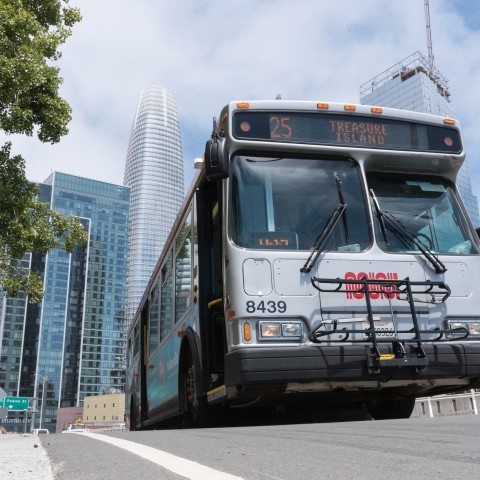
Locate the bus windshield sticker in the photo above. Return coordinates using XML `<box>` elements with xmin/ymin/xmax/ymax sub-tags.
<box><xmin>250</xmin><ymin>232</ymin><xmax>298</xmax><ymax>249</ymax></box>
<box><xmin>405</xmin><ymin>181</ymin><xmax>446</xmax><ymax>192</ymax></box>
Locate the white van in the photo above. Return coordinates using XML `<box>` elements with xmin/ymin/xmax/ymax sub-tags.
<box><xmin>62</xmin><ymin>423</ymin><xmax>86</xmax><ymax>433</ymax></box>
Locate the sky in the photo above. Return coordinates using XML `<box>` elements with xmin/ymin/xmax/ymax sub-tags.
<box><xmin>8</xmin><ymin>0</ymin><xmax>480</xmax><ymax>216</ymax></box>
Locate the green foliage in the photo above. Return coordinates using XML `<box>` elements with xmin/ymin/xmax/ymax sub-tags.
<box><xmin>0</xmin><ymin>0</ymin><xmax>81</xmax><ymax>142</ymax></box>
<box><xmin>0</xmin><ymin>143</ymin><xmax>88</xmax><ymax>302</ymax></box>
<box><xmin>0</xmin><ymin>1</ymin><xmax>85</xmax><ymax>302</ymax></box>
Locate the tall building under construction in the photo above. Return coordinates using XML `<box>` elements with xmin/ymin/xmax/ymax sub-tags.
<box><xmin>360</xmin><ymin>51</ymin><xmax>479</xmax><ymax>227</ymax></box>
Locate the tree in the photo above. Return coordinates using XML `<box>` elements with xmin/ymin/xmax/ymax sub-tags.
<box><xmin>0</xmin><ymin>1</ymin><xmax>85</xmax><ymax>302</ymax></box>
<box><xmin>0</xmin><ymin>0</ymin><xmax>82</xmax><ymax>142</ymax></box>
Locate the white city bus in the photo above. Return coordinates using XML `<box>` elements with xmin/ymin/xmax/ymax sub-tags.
<box><xmin>126</xmin><ymin>100</ymin><xmax>480</xmax><ymax>428</ymax></box>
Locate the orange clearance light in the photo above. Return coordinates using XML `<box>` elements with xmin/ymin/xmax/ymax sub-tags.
<box><xmin>344</xmin><ymin>104</ymin><xmax>356</xmax><ymax>111</ymax></box>
<box><xmin>236</xmin><ymin>102</ymin><xmax>250</xmax><ymax>109</ymax></box>
<box><xmin>228</xmin><ymin>310</ymin><xmax>236</xmax><ymax>318</ymax></box>
<box><xmin>371</xmin><ymin>107</ymin><xmax>383</xmax><ymax>114</ymax></box>
<box><xmin>243</xmin><ymin>321</ymin><xmax>251</xmax><ymax>342</ymax></box>
<box><xmin>317</xmin><ymin>103</ymin><xmax>329</xmax><ymax>109</ymax></box>
<box><xmin>444</xmin><ymin>118</ymin><xmax>456</xmax><ymax>125</ymax></box>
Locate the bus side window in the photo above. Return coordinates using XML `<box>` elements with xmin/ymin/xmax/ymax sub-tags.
<box><xmin>148</xmin><ymin>281</ymin><xmax>160</xmax><ymax>357</ymax></box>
<box><xmin>476</xmin><ymin>227</ymin><xmax>480</xmax><ymax>239</ymax></box>
<box><xmin>127</xmin><ymin>338</ymin><xmax>132</xmax><ymax>368</ymax></box>
<box><xmin>175</xmin><ymin>211</ymin><xmax>192</xmax><ymax>322</ymax></box>
<box><xmin>133</xmin><ymin>324</ymin><xmax>139</xmax><ymax>358</ymax></box>
<box><xmin>160</xmin><ymin>252</ymin><xmax>173</xmax><ymax>342</ymax></box>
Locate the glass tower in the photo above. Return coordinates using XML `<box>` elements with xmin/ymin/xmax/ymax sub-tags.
<box><xmin>124</xmin><ymin>86</ymin><xmax>184</xmax><ymax>325</ymax></box>
<box><xmin>360</xmin><ymin>51</ymin><xmax>480</xmax><ymax>227</ymax></box>
<box><xmin>0</xmin><ymin>173</ymin><xmax>130</xmax><ymax>432</ymax></box>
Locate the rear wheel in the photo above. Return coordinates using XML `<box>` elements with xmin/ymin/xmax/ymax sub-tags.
<box><xmin>366</xmin><ymin>397</ymin><xmax>416</xmax><ymax>420</ymax></box>
<box><xmin>182</xmin><ymin>348</ymin><xmax>208</xmax><ymax>428</ymax></box>
<box><xmin>129</xmin><ymin>398</ymin><xmax>137</xmax><ymax>431</ymax></box>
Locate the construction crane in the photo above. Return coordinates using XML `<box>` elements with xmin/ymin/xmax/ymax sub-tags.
<box><xmin>423</xmin><ymin>0</ymin><xmax>450</xmax><ymax>102</ymax></box>
<box><xmin>424</xmin><ymin>0</ymin><xmax>434</xmax><ymax>72</ymax></box>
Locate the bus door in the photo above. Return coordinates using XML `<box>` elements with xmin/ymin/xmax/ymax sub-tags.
<box><xmin>196</xmin><ymin>180</ymin><xmax>226</xmax><ymax>389</ymax></box>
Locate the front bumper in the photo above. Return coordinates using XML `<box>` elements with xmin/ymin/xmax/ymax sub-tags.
<box><xmin>224</xmin><ymin>343</ymin><xmax>480</xmax><ymax>396</ymax></box>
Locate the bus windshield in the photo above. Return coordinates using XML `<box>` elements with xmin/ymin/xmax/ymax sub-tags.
<box><xmin>230</xmin><ymin>155</ymin><xmax>370</xmax><ymax>251</ymax></box>
<box><xmin>369</xmin><ymin>174</ymin><xmax>479</xmax><ymax>255</ymax></box>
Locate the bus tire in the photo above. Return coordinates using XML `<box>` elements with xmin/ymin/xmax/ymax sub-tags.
<box><xmin>182</xmin><ymin>347</ymin><xmax>208</xmax><ymax>428</ymax></box>
<box><xmin>129</xmin><ymin>397</ymin><xmax>137</xmax><ymax>431</ymax></box>
<box><xmin>366</xmin><ymin>397</ymin><xmax>416</xmax><ymax>420</ymax></box>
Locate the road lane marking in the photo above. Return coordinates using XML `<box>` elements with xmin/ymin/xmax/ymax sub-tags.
<box><xmin>84</xmin><ymin>431</ymin><xmax>245</xmax><ymax>480</ymax></box>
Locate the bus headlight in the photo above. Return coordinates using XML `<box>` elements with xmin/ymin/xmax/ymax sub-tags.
<box><xmin>446</xmin><ymin>320</ymin><xmax>480</xmax><ymax>338</ymax></box>
<box><xmin>260</xmin><ymin>322</ymin><xmax>281</xmax><ymax>337</ymax></box>
<box><xmin>282</xmin><ymin>323</ymin><xmax>303</xmax><ymax>337</ymax></box>
<box><xmin>259</xmin><ymin>321</ymin><xmax>303</xmax><ymax>340</ymax></box>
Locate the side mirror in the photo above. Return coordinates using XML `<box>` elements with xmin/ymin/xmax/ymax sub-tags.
<box><xmin>205</xmin><ymin>137</ymin><xmax>228</xmax><ymax>181</ymax></box>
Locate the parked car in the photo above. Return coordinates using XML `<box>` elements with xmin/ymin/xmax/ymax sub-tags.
<box><xmin>33</xmin><ymin>428</ymin><xmax>49</xmax><ymax>434</ymax></box>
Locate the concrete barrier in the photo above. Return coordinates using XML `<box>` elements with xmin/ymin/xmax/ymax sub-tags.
<box><xmin>413</xmin><ymin>389</ymin><xmax>479</xmax><ymax>417</ymax></box>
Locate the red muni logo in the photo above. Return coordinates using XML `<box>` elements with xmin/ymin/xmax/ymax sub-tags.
<box><xmin>344</xmin><ymin>272</ymin><xmax>400</xmax><ymax>300</ymax></box>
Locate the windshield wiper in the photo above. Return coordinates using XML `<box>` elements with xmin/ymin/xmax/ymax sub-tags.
<box><xmin>369</xmin><ymin>189</ymin><xmax>447</xmax><ymax>274</ymax></box>
<box><xmin>336</xmin><ymin>176</ymin><xmax>349</xmax><ymax>244</ymax></box>
<box><xmin>301</xmin><ymin>177</ymin><xmax>347</xmax><ymax>273</ymax></box>
<box><xmin>369</xmin><ymin>189</ymin><xmax>389</xmax><ymax>245</ymax></box>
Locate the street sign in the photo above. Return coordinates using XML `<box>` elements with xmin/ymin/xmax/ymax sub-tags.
<box><xmin>0</xmin><ymin>396</ymin><xmax>30</xmax><ymax>411</ymax></box>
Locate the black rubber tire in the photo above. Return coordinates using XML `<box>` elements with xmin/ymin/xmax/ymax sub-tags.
<box><xmin>367</xmin><ymin>397</ymin><xmax>416</xmax><ymax>420</ymax></box>
<box><xmin>129</xmin><ymin>398</ymin><xmax>137</xmax><ymax>431</ymax></box>
<box><xmin>182</xmin><ymin>348</ymin><xmax>208</xmax><ymax>428</ymax></box>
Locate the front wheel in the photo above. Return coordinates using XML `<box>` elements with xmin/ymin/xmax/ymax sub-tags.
<box><xmin>366</xmin><ymin>397</ymin><xmax>416</xmax><ymax>420</ymax></box>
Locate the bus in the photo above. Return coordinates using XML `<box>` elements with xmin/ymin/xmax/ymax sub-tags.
<box><xmin>125</xmin><ymin>100</ymin><xmax>480</xmax><ymax>428</ymax></box>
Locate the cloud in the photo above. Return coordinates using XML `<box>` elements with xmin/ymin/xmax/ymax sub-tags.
<box><xmin>11</xmin><ymin>0</ymin><xmax>480</xmax><ymax>222</ymax></box>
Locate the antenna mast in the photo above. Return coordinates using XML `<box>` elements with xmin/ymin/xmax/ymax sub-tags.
<box><xmin>424</xmin><ymin>0</ymin><xmax>434</xmax><ymax>72</ymax></box>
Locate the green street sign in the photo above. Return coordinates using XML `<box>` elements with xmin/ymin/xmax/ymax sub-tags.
<box><xmin>1</xmin><ymin>396</ymin><xmax>30</xmax><ymax>411</ymax></box>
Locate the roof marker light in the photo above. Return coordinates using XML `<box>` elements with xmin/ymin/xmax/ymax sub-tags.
<box><xmin>236</xmin><ymin>102</ymin><xmax>250</xmax><ymax>109</ymax></box>
<box><xmin>444</xmin><ymin>118</ymin><xmax>455</xmax><ymax>125</ymax></box>
<box><xmin>344</xmin><ymin>104</ymin><xmax>356</xmax><ymax>111</ymax></box>
<box><xmin>371</xmin><ymin>107</ymin><xmax>383</xmax><ymax>114</ymax></box>
<box><xmin>317</xmin><ymin>103</ymin><xmax>329</xmax><ymax>109</ymax></box>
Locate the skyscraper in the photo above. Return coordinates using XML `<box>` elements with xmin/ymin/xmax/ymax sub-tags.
<box><xmin>124</xmin><ymin>87</ymin><xmax>184</xmax><ymax>325</ymax></box>
<box><xmin>359</xmin><ymin>51</ymin><xmax>480</xmax><ymax>227</ymax></box>
<box><xmin>0</xmin><ymin>173</ymin><xmax>130</xmax><ymax>432</ymax></box>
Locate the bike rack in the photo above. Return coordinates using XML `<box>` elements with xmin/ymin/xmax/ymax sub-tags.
<box><xmin>310</xmin><ymin>276</ymin><xmax>467</xmax><ymax>373</ymax></box>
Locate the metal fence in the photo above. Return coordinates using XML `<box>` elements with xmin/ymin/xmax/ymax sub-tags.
<box><xmin>413</xmin><ymin>390</ymin><xmax>479</xmax><ymax>418</ymax></box>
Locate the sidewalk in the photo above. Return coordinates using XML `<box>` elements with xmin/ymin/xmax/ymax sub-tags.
<box><xmin>0</xmin><ymin>433</ymin><xmax>54</xmax><ymax>479</ymax></box>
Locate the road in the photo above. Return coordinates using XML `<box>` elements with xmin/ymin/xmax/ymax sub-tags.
<box><xmin>3</xmin><ymin>415</ymin><xmax>480</xmax><ymax>479</ymax></box>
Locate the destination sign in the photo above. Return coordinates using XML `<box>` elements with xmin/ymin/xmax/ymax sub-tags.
<box><xmin>233</xmin><ymin>111</ymin><xmax>462</xmax><ymax>153</ymax></box>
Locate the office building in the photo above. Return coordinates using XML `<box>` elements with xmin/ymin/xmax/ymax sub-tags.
<box><xmin>360</xmin><ymin>51</ymin><xmax>480</xmax><ymax>226</ymax></box>
<box><xmin>0</xmin><ymin>173</ymin><xmax>130</xmax><ymax>432</ymax></box>
<box><xmin>124</xmin><ymin>86</ymin><xmax>184</xmax><ymax>325</ymax></box>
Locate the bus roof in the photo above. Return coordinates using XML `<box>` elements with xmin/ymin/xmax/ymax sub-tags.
<box><xmin>224</xmin><ymin>100</ymin><xmax>459</xmax><ymax>127</ymax></box>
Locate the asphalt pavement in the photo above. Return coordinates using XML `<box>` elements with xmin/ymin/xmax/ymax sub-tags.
<box><xmin>0</xmin><ymin>433</ymin><xmax>54</xmax><ymax>479</ymax></box>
